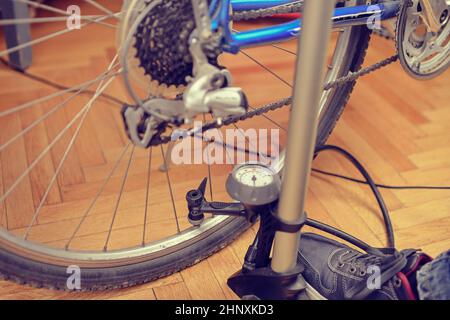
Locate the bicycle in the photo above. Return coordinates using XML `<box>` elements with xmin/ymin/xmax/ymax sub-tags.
<box><xmin>0</xmin><ymin>0</ymin><xmax>448</xmax><ymax>293</ymax></box>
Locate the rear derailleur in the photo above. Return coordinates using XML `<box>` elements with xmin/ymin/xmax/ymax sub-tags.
<box><xmin>122</xmin><ymin>1</ymin><xmax>248</xmax><ymax>148</ymax></box>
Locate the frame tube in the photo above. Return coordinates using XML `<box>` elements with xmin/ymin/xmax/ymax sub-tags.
<box><xmin>270</xmin><ymin>0</ymin><xmax>335</xmax><ymax>273</ymax></box>
<box><xmin>215</xmin><ymin>1</ymin><xmax>400</xmax><ymax>53</ymax></box>
<box><xmin>231</xmin><ymin>0</ymin><xmax>295</xmax><ymax>11</ymax></box>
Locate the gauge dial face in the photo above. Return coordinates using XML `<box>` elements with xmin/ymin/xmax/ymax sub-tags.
<box><xmin>234</xmin><ymin>164</ymin><xmax>275</xmax><ymax>187</ymax></box>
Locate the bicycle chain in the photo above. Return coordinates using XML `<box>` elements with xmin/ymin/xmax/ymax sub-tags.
<box><xmin>231</xmin><ymin>1</ymin><xmax>304</xmax><ymax>21</ymax></box>
<box><xmin>372</xmin><ymin>26</ymin><xmax>396</xmax><ymax>41</ymax></box>
<box><xmin>145</xmin><ymin>2</ymin><xmax>401</xmax><ymax>147</ymax></box>
<box><xmin>230</xmin><ymin>0</ymin><xmax>397</xmax><ymax>41</ymax></box>
<box><xmin>150</xmin><ymin>53</ymin><xmax>398</xmax><ymax>147</ymax></box>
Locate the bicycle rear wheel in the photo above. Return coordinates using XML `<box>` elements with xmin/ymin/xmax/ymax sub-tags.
<box><xmin>0</xmin><ymin>0</ymin><xmax>370</xmax><ymax>290</ymax></box>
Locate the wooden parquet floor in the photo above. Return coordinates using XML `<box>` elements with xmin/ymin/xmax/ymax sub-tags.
<box><xmin>0</xmin><ymin>1</ymin><xmax>449</xmax><ymax>299</ymax></box>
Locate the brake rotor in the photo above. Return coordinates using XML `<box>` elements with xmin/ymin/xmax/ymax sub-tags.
<box><xmin>396</xmin><ymin>0</ymin><xmax>450</xmax><ymax>79</ymax></box>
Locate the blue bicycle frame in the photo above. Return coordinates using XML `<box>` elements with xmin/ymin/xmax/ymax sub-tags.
<box><xmin>210</xmin><ymin>0</ymin><xmax>401</xmax><ymax>53</ymax></box>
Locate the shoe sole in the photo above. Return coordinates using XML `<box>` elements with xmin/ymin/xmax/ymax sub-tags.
<box><xmin>305</xmin><ymin>281</ymin><xmax>327</xmax><ymax>300</ymax></box>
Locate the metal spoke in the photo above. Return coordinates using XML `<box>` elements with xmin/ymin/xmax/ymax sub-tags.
<box><xmin>234</xmin><ymin>28</ymin><xmax>297</xmax><ymax>57</ymax></box>
<box><xmin>15</xmin><ymin>0</ymin><xmax>118</xmax><ymax>28</ymax></box>
<box><xmin>248</xmin><ymin>105</ymin><xmax>287</xmax><ymax>131</ymax></box>
<box><xmin>142</xmin><ymin>147</ymin><xmax>153</xmax><ymax>246</ymax></box>
<box><xmin>203</xmin><ymin>114</ymin><xmax>214</xmax><ymax>201</ymax></box>
<box><xmin>232</xmin><ymin>123</ymin><xmax>271</xmax><ymax>163</ymax></box>
<box><xmin>160</xmin><ymin>144</ymin><xmax>180</xmax><ymax>233</ymax></box>
<box><xmin>223</xmin><ymin>138</ymin><xmax>235</xmax><ymax>165</ymax></box>
<box><xmin>240</xmin><ymin>50</ymin><xmax>292</xmax><ymax>88</ymax></box>
<box><xmin>0</xmin><ymin>67</ymin><xmax>120</xmax><ymax>117</ymax></box>
<box><xmin>233</xmin><ymin>26</ymin><xmax>294</xmax><ymax>89</ymax></box>
<box><xmin>208</xmin><ymin>114</ymin><xmax>234</xmax><ymax>167</ymax></box>
<box><xmin>0</xmin><ymin>70</ymin><xmax>118</xmax><ymax>152</ymax></box>
<box><xmin>103</xmin><ymin>145</ymin><xmax>136</xmax><ymax>251</ymax></box>
<box><xmin>0</xmin><ymin>9</ymin><xmax>120</xmax><ymax>58</ymax></box>
<box><xmin>83</xmin><ymin>0</ymin><xmax>117</xmax><ymax>18</ymax></box>
<box><xmin>22</xmin><ymin>59</ymin><xmax>120</xmax><ymax>238</ymax></box>
<box><xmin>0</xmin><ymin>0</ymin><xmax>374</xmax><ymax>261</ymax></box>
<box><xmin>0</xmin><ymin>15</ymin><xmax>111</xmax><ymax>26</ymax></box>
<box><xmin>237</xmin><ymin>47</ymin><xmax>293</xmax><ymax>131</ymax></box>
<box><xmin>0</xmin><ymin>78</ymin><xmax>115</xmax><ymax>209</ymax></box>
<box><xmin>0</xmin><ymin>54</ymin><xmax>119</xmax><ymax>206</ymax></box>
<box><xmin>65</xmin><ymin>143</ymin><xmax>131</xmax><ymax>250</ymax></box>
<box><xmin>271</xmin><ymin>44</ymin><xmax>297</xmax><ymax>56</ymax></box>
<box><xmin>23</xmin><ymin>105</ymin><xmax>99</xmax><ymax>237</ymax></box>
<box><xmin>225</xmin><ymin>36</ymin><xmax>288</xmax><ymax>130</ymax></box>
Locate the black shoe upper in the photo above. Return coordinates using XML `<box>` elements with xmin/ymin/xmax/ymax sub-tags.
<box><xmin>298</xmin><ymin>233</ymin><xmax>430</xmax><ymax>300</ymax></box>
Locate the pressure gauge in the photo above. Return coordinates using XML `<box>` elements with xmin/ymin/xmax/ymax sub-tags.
<box><xmin>226</xmin><ymin>162</ymin><xmax>281</xmax><ymax>206</ymax></box>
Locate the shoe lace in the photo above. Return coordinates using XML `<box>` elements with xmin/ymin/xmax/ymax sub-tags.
<box><xmin>342</xmin><ymin>250</ymin><xmax>408</xmax><ymax>300</ymax></box>
<box><xmin>340</xmin><ymin>251</ymin><xmax>383</xmax><ymax>268</ymax></box>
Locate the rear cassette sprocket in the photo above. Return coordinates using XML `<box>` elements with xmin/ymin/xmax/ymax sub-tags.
<box><xmin>132</xmin><ymin>0</ymin><xmax>220</xmax><ymax>97</ymax></box>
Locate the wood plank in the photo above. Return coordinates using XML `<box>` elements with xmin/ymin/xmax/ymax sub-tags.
<box><xmin>208</xmin><ymin>246</ymin><xmax>242</xmax><ymax>300</ymax></box>
<box><xmin>41</xmin><ymin>95</ymin><xmax>85</xmax><ymax>187</ymax></box>
<box><xmin>0</xmin><ymin>114</ymin><xmax>36</xmax><ymax>229</ymax></box>
<box><xmin>181</xmin><ymin>260</ymin><xmax>227</xmax><ymax>300</ymax></box>
<box><xmin>19</xmin><ymin>101</ymin><xmax>62</xmax><ymax>207</ymax></box>
<box><xmin>62</xmin><ymin>87</ymin><xmax>106</xmax><ymax>168</ymax></box>
<box><xmin>0</xmin><ymin>5</ymin><xmax>449</xmax><ymax>300</ymax></box>
<box><xmin>154</xmin><ymin>282</ymin><xmax>192</xmax><ymax>300</ymax></box>
<box><xmin>381</xmin><ymin>217</ymin><xmax>450</xmax><ymax>250</ymax></box>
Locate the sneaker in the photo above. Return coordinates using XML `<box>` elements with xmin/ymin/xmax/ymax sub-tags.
<box><xmin>298</xmin><ymin>233</ymin><xmax>432</xmax><ymax>300</ymax></box>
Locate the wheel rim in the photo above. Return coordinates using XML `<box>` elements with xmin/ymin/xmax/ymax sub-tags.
<box><xmin>0</xmin><ymin>0</ymin><xmax>357</xmax><ymax>268</ymax></box>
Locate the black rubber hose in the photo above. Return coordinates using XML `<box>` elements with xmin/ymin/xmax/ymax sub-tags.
<box><xmin>314</xmin><ymin>145</ymin><xmax>395</xmax><ymax>248</ymax></box>
<box><xmin>304</xmin><ymin>218</ymin><xmax>383</xmax><ymax>254</ymax></box>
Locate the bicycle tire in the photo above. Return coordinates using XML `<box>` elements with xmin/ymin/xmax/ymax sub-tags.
<box><xmin>0</xmin><ymin>2</ymin><xmax>371</xmax><ymax>291</ymax></box>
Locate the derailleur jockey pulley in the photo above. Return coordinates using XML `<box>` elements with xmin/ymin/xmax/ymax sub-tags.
<box><xmin>122</xmin><ymin>0</ymin><xmax>248</xmax><ymax>148</ymax></box>
<box><xmin>121</xmin><ymin>0</ymin><xmax>450</xmax><ymax>149</ymax></box>
<box><xmin>118</xmin><ymin>0</ymin><xmax>448</xmax><ymax>300</ymax></box>
<box><xmin>122</xmin><ymin>0</ymin><xmax>404</xmax><ymax>148</ymax></box>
